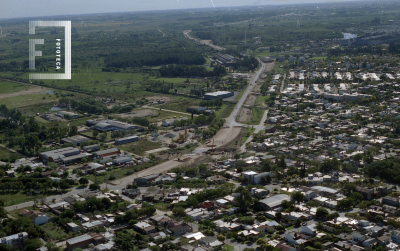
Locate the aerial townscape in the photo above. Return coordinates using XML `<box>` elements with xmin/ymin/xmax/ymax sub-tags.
<box><xmin>2</xmin><ymin>1</ymin><xmax>400</xmax><ymax>251</ymax></box>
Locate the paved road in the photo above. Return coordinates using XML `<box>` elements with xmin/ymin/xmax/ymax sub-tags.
<box><xmin>280</xmin><ymin>73</ymin><xmax>287</xmax><ymax>93</ymax></box>
<box><xmin>5</xmin><ymin>60</ymin><xmax>271</xmax><ymax>211</ymax></box>
<box><xmin>225</xmin><ymin>62</ymin><xmax>267</xmax><ymax>128</ymax></box>
<box><xmin>143</xmin><ymin>105</ymin><xmax>198</xmax><ymax>117</ymax></box>
<box><xmin>240</xmin><ymin>109</ymin><xmax>269</xmax><ymax>151</ymax></box>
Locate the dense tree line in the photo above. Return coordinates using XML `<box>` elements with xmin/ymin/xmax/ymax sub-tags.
<box><xmin>328</xmin><ymin>46</ymin><xmax>385</xmax><ymax>57</ymax></box>
<box><xmin>105</xmin><ymin>49</ymin><xmax>206</xmax><ymax>68</ymax></box>
<box><xmin>159</xmin><ymin>64</ymin><xmax>227</xmax><ymax>78</ymax></box>
<box><xmin>59</xmin><ymin>98</ymin><xmax>137</xmax><ymax>115</ymax></box>
<box><xmin>233</xmin><ymin>56</ymin><xmax>259</xmax><ymax>72</ymax></box>
<box><xmin>199</xmin><ymin>98</ymin><xmax>223</xmax><ymax>108</ymax></box>
<box><xmin>364</xmin><ymin>158</ymin><xmax>400</xmax><ymax>183</ymax></box>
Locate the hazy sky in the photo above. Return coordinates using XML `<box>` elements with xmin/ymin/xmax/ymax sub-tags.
<box><xmin>1</xmin><ymin>0</ymin><xmax>358</xmax><ymax>19</ymax></box>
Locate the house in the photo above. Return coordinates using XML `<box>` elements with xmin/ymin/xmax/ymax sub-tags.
<box><xmin>21</xmin><ymin>209</ymin><xmax>49</xmax><ymax>225</ymax></box>
<box><xmin>66</xmin><ymin>234</ymin><xmax>94</xmax><ymax>250</ymax></box>
<box><xmin>302</xmin><ymin>223</ymin><xmax>317</xmax><ymax>237</ymax></box>
<box><xmin>304</xmin><ymin>191</ymin><xmax>317</xmax><ymax>201</ymax></box>
<box><xmin>362</xmin><ymin>238</ymin><xmax>377</xmax><ymax>248</ymax></box>
<box><xmin>168</xmin><ymin>223</ymin><xmax>191</xmax><ymax>236</ymax></box>
<box><xmin>134</xmin><ymin>174</ymin><xmax>159</xmax><ymax>186</ymax></box>
<box><xmin>134</xmin><ymin>222</ymin><xmax>156</xmax><ymax>234</ymax></box>
<box><xmin>377</xmin><ymin>235</ymin><xmax>390</xmax><ymax>246</ymax></box>
<box><xmin>258</xmin><ymin>194</ymin><xmax>292</xmax><ymax>210</ymax></box>
<box><xmin>0</xmin><ymin>232</ymin><xmax>28</xmax><ymax>247</ymax></box>
<box><xmin>352</xmin><ymin>232</ymin><xmax>366</xmax><ymax>243</ymax></box>
<box><xmin>391</xmin><ymin>230</ymin><xmax>400</xmax><ymax>244</ymax></box>
<box><xmin>285</xmin><ymin>232</ymin><xmax>307</xmax><ymax>245</ymax></box>
<box><xmin>275</xmin><ymin>243</ymin><xmax>297</xmax><ymax>251</ymax></box>
<box><xmin>265</xmin><ymin>125</ymin><xmax>277</xmax><ymax>133</ymax></box>
<box><xmin>382</xmin><ymin>196</ymin><xmax>400</xmax><ymax>207</ymax></box>
<box><xmin>214</xmin><ymin>220</ymin><xmax>242</xmax><ymax>232</ymax></box>
<box><xmin>66</xmin><ymin>222</ymin><xmax>80</xmax><ymax>232</ymax></box>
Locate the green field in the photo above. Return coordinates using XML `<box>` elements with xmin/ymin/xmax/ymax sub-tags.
<box><xmin>242</xmin><ymin>108</ymin><xmax>265</xmax><ymax>125</ymax></box>
<box><xmin>118</xmin><ymin>138</ymin><xmax>162</xmax><ymax>156</ymax></box>
<box><xmin>214</xmin><ymin>103</ymin><xmax>236</xmax><ymax>119</ymax></box>
<box><xmin>0</xmin><ymin>81</ymin><xmax>33</xmax><ymax>93</ymax></box>
<box><xmin>41</xmin><ymin>222</ymin><xmax>70</xmax><ymax>241</ymax></box>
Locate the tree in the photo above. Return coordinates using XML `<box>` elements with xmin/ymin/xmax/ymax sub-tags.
<box><xmin>89</xmin><ymin>183</ymin><xmax>100</xmax><ymax>190</ymax></box>
<box><xmin>256</xmin><ymin>238</ymin><xmax>267</xmax><ymax>246</ymax></box>
<box><xmin>69</xmin><ymin>125</ymin><xmax>78</xmax><ymax>136</ymax></box>
<box><xmin>316</xmin><ymin>207</ymin><xmax>329</xmax><ymax>219</ymax></box>
<box><xmin>92</xmin><ymin>130</ymin><xmax>99</xmax><ymax>139</ymax></box>
<box><xmin>79</xmin><ymin>177</ymin><xmax>89</xmax><ymax>186</ymax></box>
<box><xmin>235</xmin><ymin>189</ymin><xmax>252</xmax><ymax>212</ymax></box>
<box><xmin>320</xmin><ymin>158</ymin><xmax>340</xmax><ymax>173</ymax></box>
<box><xmin>100</xmin><ymin>133</ymin><xmax>107</xmax><ymax>142</ymax></box>
<box><xmin>291</xmin><ymin>191</ymin><xmax>305</xmax><ymax>203</ymax></box>
<box><xmin>337</xmin><ymin>198</ymin><xmax>354</xmax><ymax>210</ymax></box>
<box><xmin>172</xmin><ymin>206</ymin><xmax>185</xmax><ymax>216</ymax></box>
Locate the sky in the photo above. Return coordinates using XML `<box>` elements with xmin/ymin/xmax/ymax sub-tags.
<box><xmin>0</xmin><ymin>0</ymin><xmax>360</xmax><ymax>19</ymax></box>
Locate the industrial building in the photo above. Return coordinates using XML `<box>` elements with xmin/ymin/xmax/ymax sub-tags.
<box><xmin>87</xmin><ymin>119</ymin><xmax>144</xmax><ymax>132</ymax></box>
<box><xmin>113</xmin><ymin>156</ymin><xmax>133</xmax><ymax>165</ymax></box>
<box><xmin>161</xmin><ymin>117</ymin><xmax>188</xmax><ymax>127</ymax></box>
<box><xmin>258</xmin><ymin>194</ymin><xmax>292</xmax><ymax>210</ymax></box>
<box><xmin>204</xmin><ymin>91</ymin><xmax>234</xmax><ymax>100</ymax></box>
<box><xmin>39</xmin><ymin>147</ymin><xmax>81</xmax><ymax>164</ymax></box>
<box><xmin>214</xmin><ymin>54</ymin><xmax>238</xmax><ymax>66</ymax></box>
<box><xmin>83</xmin><ymin>144</ymin><xmax>100</xmax><ymax>152</ymax></box>
<box><xmin>66</xmin><ymin>234</ymin><xmax>94</xmax><ymax>250</ymax></box>
<box><xmin>92</xmin><ymin>148</ymin><xmax>121</xmax><ymax>159</ymax></box>
<box><xmin>0</xmin><ymin>232</ymin><xmax>28</xmax><ymax>247</ymax></box>
<box><xmin>115</xmin><ymin>135</ymin><xmax>139</xmax><ymax>145</ymax></box>
<box><xmin>57</xmin><ymin>111</ymin><xmax>80</xmax><ymax>119</ymax></box>
<box><xmin>61</xmin><ymin>135</ymin><xmax>90</xmax><ymax>146</ymax></box>
<box><xmin>134</xmin><ymin>174</ymin><xmax>159</xmax><ymax>186</ymax></box>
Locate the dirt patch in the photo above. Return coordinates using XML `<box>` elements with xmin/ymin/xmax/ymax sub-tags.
<box><xmin>116</xmin><ymin>109</ymin><xmax>157</xmax><ymax>118</ymax></box>
<box><xmin>0</xmin><ymin>86</ymin><xmax>49</xmax><ymax>99</ymax></box>
<box><xmin>145</xmin><ymin>96</ymin><xmax>173</xmax><ymax>103</ymax></box>
<box><xmin>244</xmin><ymin>94</ymin><xmax>258</xmax><ymax>106</ymax></box>
<box><xmin>237</xmin><ymin>107</ymin><xmax>252</xmax><ymax>123</ymax></box>
<box><xmin>209</xmin><ymin>126</ymin><xmax>242</xmax><ymax>148</ymax></box>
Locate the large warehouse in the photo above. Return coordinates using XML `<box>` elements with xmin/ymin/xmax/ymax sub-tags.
<box><xmin>204</xmin><ymin>91</ymin><xmax>234</xmax><ymax>100</ymax></box>
<box><xmin>258</xmin><ymin>194</ymin><xmax>291</xmax><ymax>210</ymax></box>
<box><xmin>87</xmin><ymin>119</ymin><xmax>144</xmax><ymax>132</ymax></box>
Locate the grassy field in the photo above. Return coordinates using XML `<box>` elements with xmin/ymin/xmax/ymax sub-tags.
<box><xmin>87</xmin><ymin>159</ymin><xmax>164</xmax><ymax>183</ymax></box>
<box><xmin>256</xmin><ymin>95</ymin><xmax>269</xmax><ymax>106</ymax></box>
<box><xmin>118</xmin><ymin>138</ymin><xmax>162</xmax><ymax>156</ymax></box>
<box><xmin>0</xmin><ymin>191</ymin><xmax>60</xmax><ymax>207</ymax></box>
<box><xmin>147</xmin><ymin>110</ymin><xmax>191</xmax><ymax>123</ymax></box>
<box><xmin>241</xmin><ymin>127</ymin><xmax>256</xmax><ymax>144</ymax></box>
<box><xmin>221</xmin><ymin>244</ymin><xmax>234</xmax><ymax>251</ymax></box>
<box><xmin>154</xmin><ymin>202</ymin><xmax>170</xmax><ymax>211</ymax></box>
<box><xmin>0</xmin><ymin>81</ymin><xmax>33</xmax><ymax>93</ymax></box>
<box><xmin>159</xmin><ymin>96</ymin><xmax>201</xmax><ymax>113</ymax></box>
<box><xmin>0</xmin><ymin>93</ymin><xmax>59</xmax><ymax>109</ymax></box>
<box><xmin>242</xmin><ymin>108</ymin><xmax>264</xmax><ymax>125</ymax></box>
<box><xmin>214</xmin><ymin>103</ymin><xmax>236</xmax><ymax>119</ymax></box>
<box><xmin>41</xmin><ymin>222</ymin><xmax>70</xmax><ymax>241</ymax></box>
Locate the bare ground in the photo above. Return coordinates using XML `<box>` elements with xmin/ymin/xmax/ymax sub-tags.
<box><xmin>115</xmin><ymin>109</ymin><xmax>157</xmax><ymax>118</ymax></box>
<box><xmin>237</xmin><ymin>107</ymin><xmax>252</xmax><ymax>123</ymax></box>
<box><xmin>244</xmin><ymin>94</ymin><xmax>258</xmax><ymax>106</ymax></box>
<box><xmin>145</xmin><ymin>96</ymin><xmax>174</xmax><ymax>103</ymax></box>
<box><xmin>0</xmin><ymin>86</ymin><xmax>49</xmax><ymax>99</ymax></box>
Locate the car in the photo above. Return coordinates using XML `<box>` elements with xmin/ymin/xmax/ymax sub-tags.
<box><xmin>302</xmin><ymin>222</ymin><xmax>307</xmax><ymax>226</ymax></box>
<box><xmin>273</xmin><ymin>183</ymin><xmax>278</xmax><ymax>185</ymax></box>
